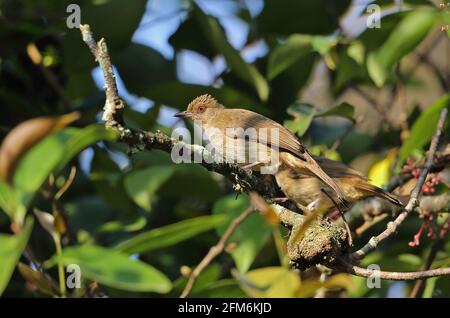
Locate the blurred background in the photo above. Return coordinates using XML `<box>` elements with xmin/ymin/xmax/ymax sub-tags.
<box><xmin>0</xmin><ymin>0</ymin><xmax>449</xmax><ymax>298</ymax></box>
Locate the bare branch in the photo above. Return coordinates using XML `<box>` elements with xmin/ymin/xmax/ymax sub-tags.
<box><xmin>351</xmin><ymin>108</ymin><xmax>448</xmax><ymax>261</ymax></box>
<box><xmin>180</xmin><ymin>206</ymin><xmax>255</xmax><ymax>298</ymax></box>
<box><xmin>336</xmin><ymin>259</ymin><xmax>450</xmax><ymax>281</ymax></box>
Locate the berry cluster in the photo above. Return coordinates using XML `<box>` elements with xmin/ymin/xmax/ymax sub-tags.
<box><xmin>409</xmin><ymin>214</ymin><xmax>436</xmax><ymax>247</ymax></box>
<box><xmin>421</xmin><ymin>174</ymin><xmax>442</xmax><ymax>195</ymax></box>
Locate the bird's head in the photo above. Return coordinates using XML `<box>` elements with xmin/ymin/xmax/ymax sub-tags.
<box><xmin>174</xmin><ymin>94</ymin><xmax>224</xmax><ymax>122</ymax></box>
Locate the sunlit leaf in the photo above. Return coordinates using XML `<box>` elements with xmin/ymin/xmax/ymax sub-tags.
<box><xmin>284</xmin><ymin>103</ymin><xmax>316</xmax><ymax>136</ymax></box>
<box><xmin>398</xmin><ymin>94</ymin><xmax>450</xmax><ymax>166</ymax></box>
<box><xmin>368</xmin><ymin>149</ymin><xmax>397</xmax><ymax>187</ymax></box>
<box><xmin>13</xmin><ymin>125</ymin><xmax>117</xmax><ymax>208</ymax></box>
<box><xmin>316</xmin><ymin>102</ymin><xmax>355</xmax><ymax>120</ymax></box>
<box><xmin>0</xmin><ymin>217</ymin><xmax>33</xmax><ymax>296</ymax></box>
<box><xmin>234</xmin><ymin>266</ymin><xmax>300</xmax><ymax>298</ymax></box>
<box><xmin>267</xmin><ymin>35</ymin><xmax>312</xmax><ymax>80</ymax></box>
<box><xmin>0</xmin><ymin>112</ymin><xmax>79</xmax><ymax>182</ymax></box>
<box><xmin>367</xmin><ymin>9</ymin><xmax>438</xmax><ymax>87</ymax></box>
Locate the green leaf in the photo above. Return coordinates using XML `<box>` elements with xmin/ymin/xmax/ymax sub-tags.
<box><xmin>142</xmin><ymin>81</ymin><xmax>262</xmax><ymax>111</ymax></box>
<box><xmin>54</xmin><ymin>245</ymin><xmax>171</xmax><ymax>293</ymax></box>
<box><xmin>316</xmin><ymin>102</ymin><xmax>355</xmax><ymax>120</ymax></box>
<box><xmin>187</xmin><ymin>4</ymin><xmax>269</xmax><ymax>101</ymax></box>
<box><xmin>91</xmin><ymin>148</ymin><xmax>137</xmax><ymax>218</ymax></box>
<box><xmin>57</xmin><ymin>125</ymin><xmax>117</xmax><ymax>171</ymax></box>
<box><xmin>63</xmin><ymin>0</ymin><xmax>147</xmax><ymax>74</ymax></box>
<box><xmin>124</xmin><ymin>165</ymin><xmax>176</xmax><ymax>211</ymax></box>
<box><xmin>192</xmin><ymin>279</ymin><xmax>246</xmax><ymax>298</ymax></box>
<box><xmin>398</xmin><ymin>94</ymin><xmax>450</xmax><ymax>165</ymax></box>
<box><xmin>267</xmin><ymin>35</ymin><xmax>312</xmax><ymax>80</ymax></box>
<box><xmin>334</xmin><ymin>45</ymin><xmax>367</xmax><ymax>93</ymax></box>
<box><xmin>368</xmin><ymin>9</ymin><xmax>438</xmax><ymax>87</ymax></box>
<box><xmin>0</xmin><ymin>180</ymin><xmax>25</xmax><ymax>222</ymax></box>
<box><xmin>234</xmin><ymin>266</ymin><xmax>301</xmax><ymax>298</ymax></box>
<box><xmin>213</xmin><ymin>195</ymin><xmax>271</xmax><ymax>273</ymax></box>
<box><xmin>115</xmin><ymin>43</ymin><xmax>176</xmax><ymax>96</ymax></box>
<box><xmin>115</xmin><ymin>214</ymin><xmax>227</xmax><ymax>254</ymax></box>
<box><xmin>311</xmin><ymin>35</ymin><xmax>338</xmax><ymax>56</ymax></box>
<box><xmin>0</xmin><ymin>217</ymin><xmax>33</xmax><ymax>295</ymax></box>
<box><xmin>283</xmin><ymin>103</ymin><xmax>316</xmax><ymax>136</ymax></box>
<box><xmin>257</xmin><ymin>0</ymin><xmax>351</xmax><ymax>36</ymax></box>
<box><xmin>13</xmin><ymin>125</ymin><xmax>117</xmax><ymax>208</ymax></box>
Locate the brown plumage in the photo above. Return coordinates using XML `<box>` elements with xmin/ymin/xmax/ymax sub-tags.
<box><xmin>175</xmin><ymin>94</ymin><xmax>348</xmax><ymax>206</ymax></box>
<box><xmin>275</xmin><ymin>156</ymin><xmax>402</xmax><ymax>213</ymax></box>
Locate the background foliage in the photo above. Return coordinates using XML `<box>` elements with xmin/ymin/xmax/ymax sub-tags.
<box><xmin>0</xmin><ymin>0</ymin><xmax>449</xmax><ymax>298</ymax></box>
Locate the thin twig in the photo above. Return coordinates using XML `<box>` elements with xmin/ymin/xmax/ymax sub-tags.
<box><xmin>351</xmin><ymin>108</ymin><xmax>448</xmax><ymax>261</ymax></box>
<box><xmin>348</xmin><ymin>83</ymin><xmax>388</xmax><ymax>119</ymax></box>
<box><xmin>396</xmin><ymin>64</ymin><xmax>410</xmax><ymax>141</ymax></box>
<box><xmin>336</xmin><ymin>259</ymin><xmax>450</xmax><ymax>281</ymax></box>
<box><xmin>179</xmin><ymin>206</ymin><xmax>255</xmax><ymax>298</ymax></box>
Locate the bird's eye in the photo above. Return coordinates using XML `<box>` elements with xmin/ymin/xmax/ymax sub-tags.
<box><xmin>198</xmin><ymin>106</ymin><xmax>205</xmax><ymax>112</ymax></box>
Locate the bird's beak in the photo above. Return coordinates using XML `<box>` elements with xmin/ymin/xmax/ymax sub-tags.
<box><xmin>174</xmin><ymin>110</ymin><xmax>191</xmax><ymax>118</ymax></box>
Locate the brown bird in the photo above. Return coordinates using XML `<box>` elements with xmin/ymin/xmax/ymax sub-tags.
<box><xmin>275</xmin><ymin>156</ymin><xmax>402</xmax><ymax>213</ymax></box>
<box><xmin>175</xmin><ymin>94</ymin><xmax>348</xmax><ymax>207</ymax></box>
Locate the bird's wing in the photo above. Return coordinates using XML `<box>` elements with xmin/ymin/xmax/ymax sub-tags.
<box><xmin>311</xmin><ymin>156</ymin><xmax>367</xmax><ymax>179</ymax></box>
<box><xmin>221</xmin><ymin>109</ymin><xmax>307</xmax><ymax>159</ymax></box>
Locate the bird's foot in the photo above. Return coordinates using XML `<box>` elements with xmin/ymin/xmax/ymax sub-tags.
<box><xmin>271</xmin><ymin>197</ymin><xmax>289</xmax><ymax>203</ymax></box>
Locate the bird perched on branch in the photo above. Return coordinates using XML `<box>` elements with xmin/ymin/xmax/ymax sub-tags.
<box><xmin>275</xmin><ymin>157</ymin><xmax>402</xmax><ymax>213</ymax></box>
<box><xmin>175</xmin><ymin>94</ymin><xmax>348</xmax><ymax>208</ymax></box>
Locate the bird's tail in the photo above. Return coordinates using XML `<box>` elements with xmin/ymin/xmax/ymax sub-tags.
<box><xmin>282</xmin><ymin>152</ymin><xmax>349</xmax><ymax>208</ymax></box>
<box><xmin>357</xmin><ymin>182</ymin><xmax>403</xmax><ymax>207</ymax></box>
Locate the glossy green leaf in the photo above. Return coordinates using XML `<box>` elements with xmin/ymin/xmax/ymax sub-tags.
<box><xmin>54</xmin><ymin>245</ymin><xmax>171</xmax><ymax>293</ymax></box>
<box><xmin>316</xmin><ymin>102</ymin><xmax>355</xmax><ymax>120</ymax></box>
<box><xmin>398</xmin><ymin>94</ymin><xmax>450</xmax><ymax>165</ymax></box>
<box><xmin>115</xmin><ymin>43</ymin><xmax>176</xmax><ymax>96</ymax></box>
<box><xmin>368</xmin><ymin>9</ymin><xmax>438</xmax><ymax>87</ymax></box>
<box><xmin>267</xmin><ymin>35</ymin><xmax>312</xmax><ymax>80</ymax></box>
<box><xmin>213</xmin><ymin>195</ymin><xmax>271</xmax><ymax>273</ymax></box>
<box><xmin>284</xmin><ymin>103</ymin><xmax>316</xmax><ymax>136</ymax></box>
<box><xmin>257</xmin><ymin>0</ymin><xmax>351</xmax><ymax>36</ymax></box>
<box><xmin>13</xmin><ymin>125</ymin><xmax>117</xmax><ymax>208</ymax></box>
<box><xmin>143</xmin><ymin>81</ymin><xmax>261</xmax><ymax>111</ymax></box>
<box><xmin>0</xmin><ymin>180</ymin><xmax>25</xmax><ymax>222</ymax></box>
<box><xmin>0</xmin><ymin>217</ymin><xmax>33</xmax><ymax>296</ymax></box>
<box><xmin>124</xmin><ymin>165</ymin><xmax>176</xmax><ymax>211</ymax></box>
<box><xmin>63</xmin><ymin>0</ymin><xmax>147</xmax><ymax>74</ymax></box>
<box><xmin>188</xmin><ymin>4</ymin><xmax>269</xmax><ymax>101</ymax></box>
<box><xmin>115</xmin><ymin>214</ymin><xmax>227</xmax><ymax>254</ymax></box>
